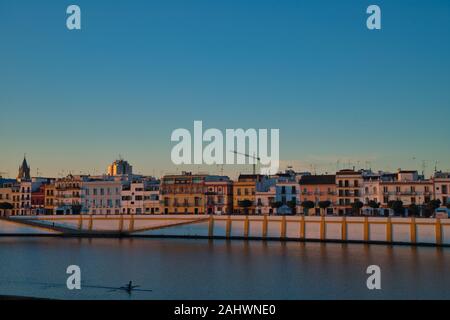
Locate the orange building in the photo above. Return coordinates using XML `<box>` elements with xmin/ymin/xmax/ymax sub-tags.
<box><xmin>44</xmin><ymin>182</ymin><xmax>57</xmax><ymax>215</ymax></box>
<box><xmin>299</xmin><ymin>175</ymin><xmax>336</xmax><ymax>215</ymax></box>
<box><xmin>160</xmin><ymin>172</ymin><xmax>207</xmax><ymax>215</ymax></box>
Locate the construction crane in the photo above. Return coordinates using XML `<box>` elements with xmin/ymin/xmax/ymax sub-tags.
<box><xmin>231</xmin><ymin>151</ymin><xmax>260</xmax><ymax>175</ymax></box>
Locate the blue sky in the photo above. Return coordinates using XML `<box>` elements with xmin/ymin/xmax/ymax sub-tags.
<box><xmin>0</xmin><ymin>0</ymin><xmax>449</xmax><ymax>178</ymax></box>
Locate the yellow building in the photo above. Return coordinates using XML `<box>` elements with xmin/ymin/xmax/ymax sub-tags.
<box><xmin>233</xmin><ymin>174</ymin><xmax>266</xmax><ymax>214</ymax></box>
<box><xmin>0</xmin><ymin>186</ymin><xmax>13</xmax><ymax>216</ymax></box>
<box><xmin>160</xmin><ymin>172</ymin><xmax>207</xmax><ymax>215</ymax></box>
<box><xmin>44</xmin><ymin>183</ymin><xmax>56</xmax><ymax>215</ymax></box>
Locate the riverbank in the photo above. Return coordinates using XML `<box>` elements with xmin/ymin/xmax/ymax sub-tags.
<box><xmin>1</xmin><ymin>215</ymin><xmax>449</xmax><ymax>246</ymax></box>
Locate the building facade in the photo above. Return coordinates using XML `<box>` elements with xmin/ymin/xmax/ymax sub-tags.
<box><xmin>82</xmin><ymin>179</ymin><xmax>122</xmax><ymax>215</ymax></box>
<box><xmin>336</xmin><ymin>169</ymin><xmax>365</xmax><ymax>215</ymax></box>
<box><xmin>377</xmin><ymin>170</ymin><xmax>433</xmax><ymax>208</ymax></box>
<box><xmin>434</xmin><ymin>172</ymin><xmax>450</xmax><ymax>208</ymax></box>
<box><xmin>44</xmin><ymin>183</ymin><xmax>56</xmax><ymax>215</ymax></box>
<box><xmin>299</xmin><ymin>175</ymin><xmax>336</xmax><ymax>215</ymax></box>
<box><xmin>204</xmin><ymin>176</ymin><xmax>233</xmax><ymax>215</ymax></box>
<box><xmin>160</xmin><ymin>173</ymin><xmax>207</xmax><ymax>215</ymax></box>
<box><xmin>107</xmin><ymin>159</ymin><xmax>133</xmax><ymax>176</ymax></box>
<box><xmin>54</xmin><ymin>175</ymin><xmax>87</xmax><ymax>215</ymax></box>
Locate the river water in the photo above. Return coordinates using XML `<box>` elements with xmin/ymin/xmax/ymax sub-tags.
<box><xmin>0</xmin><ymin>237</ymin><xmax>448</xmax><ymax>300</ymax></box>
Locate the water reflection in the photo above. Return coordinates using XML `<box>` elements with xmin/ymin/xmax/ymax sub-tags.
<box><xmin>0</xmin><ymin>237</ymin><xmax>448</xmax><ymax>300</ymax></box>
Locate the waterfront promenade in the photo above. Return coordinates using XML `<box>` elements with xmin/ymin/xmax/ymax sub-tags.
<box><xmin>1</xmin><ymin>215</ymin><xmax>449</xmax><ymax>246</ymax></box>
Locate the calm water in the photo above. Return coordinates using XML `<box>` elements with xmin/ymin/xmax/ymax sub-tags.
<box><xmin>0</xmin><ymin>237</ymin><xmax>448</xmax><ymax>300</ymax></box>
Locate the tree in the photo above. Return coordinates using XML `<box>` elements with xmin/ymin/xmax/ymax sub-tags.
<box><xmin>301</xmin><ymin>201</ymin><xmax>315</xmax><ymax>216</ymax></box>
<box><xmin>424</xmin><ymin>199</ymin><xmax>441</xmax><ymax>217</ymax></box>
<box><xmin>408</xmin><ymin>204</ymin><xmax>420</xmax><ymax>217</ymax></box>
<box><xmin>318</xmin><ymin>200</ymin><xmax>331</xmax><ymax>216</ymax></box>
<box><xmin>72</xmin><ymin>204</ymin><xmax>82</xmax><ymax>215</ymax></box>
<box><xmin>269</xmin><ymin>201</ymin><xmax>283</xmax><ymax>215</ymax></box>
<box><xmin>351</xmin><ymin>201</ymin><xmax>364</xmax><ymax>216</ymax></box>
<box><xmin>238</xmin><ymin>200</ymin><xmax>253</xmax><ymax>215</ymax></box>
<box><xmin>0</xmin><ymin>202</ymin><xmax>13</xmax><ymax>217</ymax></box>
<box><xmin>287</xmin><ymin>200</ymin><xmax>297</xmax><ymax>215</ymax></box>
<box><xmin>368</xmin><ymin>200</ymin><xmax>380</xmax><ymax>216</ymax></box>
<box><xmin>0</xmin><ymin>202</ymin><xmax>14</xmax><ymax>210</ymax></box>
<box><xmin>388</xmin><ymin>200</ymin><xmax>404</xmax><ymax>216</ymax></box>
<box><xmin>270</xmin><ymin>201</ymin><xmax>283</xmax><ymax>209</ymax></box>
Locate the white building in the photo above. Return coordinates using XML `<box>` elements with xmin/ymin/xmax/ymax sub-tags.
<box><xmin>433</xmin><ymin>172</ymin><xmax>450</xmax><ymax>208</ymax></box>
<box><xmin>82</xmin><ymin>179</ymin><xmax>122</xmax><ymax>215</ymax></box>
<box><xmin>255</xmin><ymin>185</ymin><xmax>276</xmax><ymax>215</ymax></box>
<box><xmin>54</xmin><ymin>175</ymin><xmax>88</xmax><ymax>215</ymax></box>
<box><xmin>121</xmin><ymin>178</ymin><xmax>160</xmax><ymax>214</ymax></box>
<box><xmin>255</xmin><ymin>172</ymin><xmax>299</xmax><ymax>215</ymax></box>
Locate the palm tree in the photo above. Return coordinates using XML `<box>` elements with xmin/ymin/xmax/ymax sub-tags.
<box><xmin>301</xmin><ymin>201</ymin><xmax>315</xmax><ymax>216</ymax></box>
<box><xmin>318</xmin><ymin>200</ymin><xmax>331</xmax><ymax>216</ymax></box>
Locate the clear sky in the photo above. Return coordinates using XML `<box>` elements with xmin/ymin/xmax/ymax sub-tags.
<box><xmin>1</xmin><ymin>0</ymin><xmax>449</xmax><ymax>179</ymax></box>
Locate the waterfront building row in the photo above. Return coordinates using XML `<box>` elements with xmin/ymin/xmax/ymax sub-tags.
<box><xmin>1</xmin><ymin>158</ymin><xmax>449</xmax><ymax>216</ymax></box>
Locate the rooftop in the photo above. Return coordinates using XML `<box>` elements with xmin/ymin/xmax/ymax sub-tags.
<box><xmin>299</xmin><ymin>175</ymin><xmax>336</xmax><ymax>185</ymax></box>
